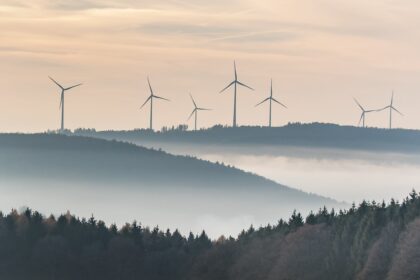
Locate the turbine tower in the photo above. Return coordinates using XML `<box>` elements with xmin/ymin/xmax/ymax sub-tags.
<box><xmin>255</xmin><ymin>79</ymin><xmax>287</xmax><ymax>127</ymax></box>
<box><xmin>188</xmin><ymin>94</ymin><xmax>211</xmax><ymax>131</ymax></box>
<box><xmin>354</xmin><ymin>98</ymin><xmax>376</xmax><ymax>128</ymax></box>
<box><xmin>49</xmin><ymin>76</ymin><xmax>82</xmax><ymax>133</ymax></box>
<box><xmin>220</xmin><ymin>61</ymin><xmax>254</xmax><ymax>127</ymax></box>
<box><xmin>140</xmin><ymin>77</ymin><xmax>170</xmax><ymax>130</ymax></box>
<box><xmin>379</xmin><ymin>91</ymin><xmax>403</xmax><ymax>129</ymax></box>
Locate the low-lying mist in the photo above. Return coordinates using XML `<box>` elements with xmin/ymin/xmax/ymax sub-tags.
<box><xmin>133</xmin><ymin>141</ymin><xmax>420</xmax><ymax>203</ymax></box>
<box><xmin>0</xmin><ymin>180</ymin><xmax>337</xmax><ymax>238</ymax></box>
<box><xmin>0</xmin><ymin>134</ymin><xmax>345</xmax><ymax>238</ymax></box>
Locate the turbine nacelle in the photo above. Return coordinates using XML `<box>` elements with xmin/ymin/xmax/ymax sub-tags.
<box><xmin>255</xmin><ymin>79</ymin><xmax>287</xmax><ymax>127</ymax></box>
<box><xmin>49</xmin><ymin>76</ymin><xmax>82</xmax><ymax>132</ymax></box>
<box><xmin>220</xmin><ymin>61</ymin><xmax>254</xmax><ymax>127</ymax></box>
<box><xmin>49</xmin><ymin>76</ymin><xmax>83</xmax><ymax>92</ymax></box>
<box><xmin>140</xmin><ymin>77</ymin><xmax>170</xmax><ymax>130</ymax></box>
<box><xmin>377</xmin><ymin>92</ymin><xmax>404</xmax><ymax>116</ymax></box>
<box><xmin>376</xmin><ymin>92</ymin><xmax>404</xmax><ymax>129</ymax></box>
<box><xmin>255</xmin><ymin>97</ymin><xmax>287</xmax><ymax>108</ymax></box>
<box><xmin>140</xmin><ymin>78</ymin><xmax>170</xmax><ymax>109</ymax></box>
<box><xmin>187</xmin><ymin>108</ymin><xmax>211</xmax><ymax>121</ymax></box>
<box><xmin>220</xmin><ymin>61</ymin><xmax>254</xmax><ymax>93</ymax></box>
<box><xmin>353</xmin><ymin>98</ymin><xmax>382</xmax><ymax>127</ymax></box>
<box><xmin>188</xmin><ymin>94</ymin><xmax>211</xmax><ymax>130</ymax></box>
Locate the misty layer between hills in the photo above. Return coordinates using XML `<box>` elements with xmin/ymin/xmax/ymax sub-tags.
<box><xmin>0</xmin><ymin>133</ymin><xmax>344</xmax><ymax>237</ymax></box>
<box><xmin>72</xmin><ymin>123</ymin><xmax>420</xmax><ymax>203</ymax></box>
<box><xmin>74</xmin><ymin>123</ymin><xmax>420</xmax><ymax>155</ymax></box>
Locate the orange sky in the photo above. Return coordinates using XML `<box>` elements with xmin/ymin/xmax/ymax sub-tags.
<box><xmin>1</xmin><ymin>0</ymin><xmax>420</xmax><ymax>132</ymax></box>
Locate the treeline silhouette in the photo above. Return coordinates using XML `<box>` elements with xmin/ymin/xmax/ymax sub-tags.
<box><xmin>2</xmin><ymin>191</ymin><xmax>420</xmax><ymax>280</ymax></box>
<box><xmin>73</xmin><ymin>123</ymin><xmax>420</xmax><ymax>153</ymax></box>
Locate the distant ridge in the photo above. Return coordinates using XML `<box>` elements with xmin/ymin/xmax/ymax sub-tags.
<box><xmin>73</xmin><ymin>123</ymin><xmax>420</xmax><ymax>153</ymax></box>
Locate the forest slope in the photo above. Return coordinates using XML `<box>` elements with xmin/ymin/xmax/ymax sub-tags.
<box><xmin>0</xmin><ymin>191</ymin><xmax>419</xmax><ymax>280</ymax></box>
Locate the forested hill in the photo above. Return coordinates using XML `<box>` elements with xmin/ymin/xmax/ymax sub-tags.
<box><xmin>1</xmin><ymin>191</ymin><xmax>420</xmax><ymax>280</ymax></box>
<box><xmin>74</xmin><ymin>123</ymin><xmax>420</xmax><ymax>153</ymax></box>
<box><xmin>0</xmin><ymin>133</ymin><xmax>342</xmax><ymax>232</ymax></box>
<box><xmin>0</xmin><ymin>133</ymin><xmax>302</xmax><ymax>190</ymax></box>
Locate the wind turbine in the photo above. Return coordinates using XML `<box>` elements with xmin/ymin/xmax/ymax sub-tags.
<box><xmin>188</xmin><ymin>94</ymin><xmax>211</xmax><ymax>131</ymax></box>
<box><xmin>140</xmin><ymin>77</ymin><xmax>170</xmax><ymax>130</ymax></box>
<box><xmin>379</xmin><ymin>91</ymin><xmax>403</xmax><ymax>129</ymax></box>
<box><xmin>255</xmin><ymin>79</ymin><xmax>287</xmax><ymax>127</ymax></box>
<box><xmin>49</xmin><ymin>76</ymin><xmax>82</xmax><ymax>133</ymax></box>
<box><xmin>220</xmin><ymin>61</ymin><xmax>254</xmax><ymax>127</ymax></box>
<box><xmin>353</xmin><ymin>98</ymin><xmax>377</xmax><ymax>128</ymax></box>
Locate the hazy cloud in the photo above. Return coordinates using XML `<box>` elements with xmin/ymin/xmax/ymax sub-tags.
<box><xmin>47</xmin><ymin>0</ymin><xmax>110</xmax><ymax>11</ymax></box>
<box><xmin>0</xmin><ymin>0</ymin><xmax>27</xmax><ymax>7</ymax></box>
<box><xmin>0</xmin><ymin>0</ymin><xmax>243</xmax><ymax>11</ymax></box>
<box><xmin>138</xmin><ymin>22</ymin><xmax>297</xmax><ymax>43</ymax></box>
<box><xmin>0</xmin><ymin>46</ymin><xmax>74</xmax><ymax>56</ymax></box>
<box><xmin>211</xmin><ymin>31</ymin><xmax>297</xmax><ymax>43</ymax></box>
<box><xmin>138</xmin><ymin>23</ymin><xmax>240</xmax><ymax>37</ymax></box>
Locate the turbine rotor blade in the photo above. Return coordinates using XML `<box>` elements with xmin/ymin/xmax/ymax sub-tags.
<box><xmin>272</xmin><ymin>97</ymin><xmax>287</xmax><ymax>108</ymax></box>
<box><xmin>234</xmin><ymin>61</ymin><xmax>237</xmax><ymax>81</ymax></box>
<box><xmin>353</xmin><ymin>98</ymin><xmax>364</xmax><ymax>111</ymax></box>
<box><xmin>49</xmin><ymin>76</ymin><xmax>64</xmax><ymax>90</ymax></box>
<box><xmin>147</xmin><ymin>77</ymin><xmax>154</xmax><ymax>95</ymax></box>
<box><xmin>365</xmin><ymin>109</ymin><xmax>377</xmax><ymax>113</ymax></box>
<box><xmin>358</xmin><ymin>113</ymin><xmax>364</xmax><ymax>126</ymax></box>
<box><xmin>255</xmin><ymin>97</ymin><xmax>269</xmax><ymax>107</ymax></box>
<box><xmin>190</xmin><ymin>93</ymin><xmax>197</xmax><ymax>108</ymax></box>
<box><xmin>376</xmin><ymin>106</ymin><xmax>389</xmax><ymax>112</ymax></box>
<box><xmin>153</xmin><ymin>95</ymin><xmax>170</xmax><ymax>101</ymax></box>
<box><xmin>140</xmin><ymin>96</ymin><xmax>152</xmax><ymax>109</ymax></box>
<box><xmin>270</xmin><ymin>79</ymin><xmax>273</xmax><ymax>97</ymax></box>
<box><xmin>220</xmin><ymin>81</ymin><xmax>235</xmax><ymax>93</ymax></box>
<box><xmin>391</xmin><ymin>91</ymin><xmax>394</xmax><ymax>106</ymax></box>
<box><xmin>392</xmin><ymin>106</ymin><xmax>404</xmax><ymax>116</ymax></box>
<box><xmin>197</xmin><ymin>108</ymin><xmax>211</xmax><ymax>111</ymax></box>
<box><xmin>187</xmin><ymin>109</ymin><xmax>196</xmax><ymax>121</ymax></box>
<box><xmin>237</xmin><ymin>81</ymin><xmax>254</xmax><ymax>91</ymax></box>
<box><xmin>65</xmin><ymin>83</ymin><xmax>83</xmax><ymax>91</ymax></box>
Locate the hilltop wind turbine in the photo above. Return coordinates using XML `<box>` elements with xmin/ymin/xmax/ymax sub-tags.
<box><xmin>220</xmin><ymin>61</ymin><xmax>254</xmax><ymax>127</ymax></box>
<box><xmin>379</xmin><ymin>91</ymin><xmax>403</xmax><ymax>129</ymax></box>
<box><xmin>49</xmin><ymin>76</ymin><xmax>82</xmax><ymax>132</ymax></box>
<box><xmin>188</xmin><ymin>94</ymin><xmax>211</xmax><ymax>131</ymax></box>
<box><xmin>354</xmin><ymin>98</ymin><xmax>377</xmax><ymax>128</ymax></box>
<box><xmin>140</xmin><ymin>77</ymin><xmax>170</xmax><ymax>130</ymax></box>
<box><xmin>255</xmin><ymin>79</ymin><xmax>287</xmax><ymax>127</ymax></box>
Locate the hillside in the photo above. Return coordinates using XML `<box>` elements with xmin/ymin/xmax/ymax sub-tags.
<box><xmin>0</xmin><ymin>133</ymin><xmax>290</xmax><ymax>188</ymax></box>
<box><xmin>73</xmin><ymin>123</ymin><xmax>420</xmax><ymax>154</ymax></box>
<box><xmin>0</xmin><ymin>191</ymin><xmax>419</xmax><ymax>280</ymax></box>
<box><xmin>0</xmin><ymin>133</ymin><xmax>342</xmax><ymax>237</ymax></box>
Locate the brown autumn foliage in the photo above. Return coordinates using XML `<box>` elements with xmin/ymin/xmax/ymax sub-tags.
<box><xmin>266</xmin><ymin>224</ymin><xmax>332</xmax><ymax>280</ymax></box>
<box><xmin>228</xmin><ymin>233</ymin><xmax>285</xmax><ymax>280</ymax></box>
<box><xmin>219</xmin><ymin>225</ymin><xmax>332</xmax><ymax>280</ymax></box>
<box><xmin>356</xmin><ymin>222</ymin><xmax>400</xmax><ymax>280</ymax></box>
<box><xmin>387</xmin><ymin>218</ymin><xmax>420</xmax><ymax>280</ymax></box>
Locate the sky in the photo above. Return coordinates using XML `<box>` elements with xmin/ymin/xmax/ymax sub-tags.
<box><xmin>1</xmin><ymin>0</ymin><xmax>420</xmax><ymax>132</ymax></box>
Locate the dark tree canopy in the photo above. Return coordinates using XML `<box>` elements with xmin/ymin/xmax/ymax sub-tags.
<box><xmin>1</xmin><ymin>190</ymin><xmax>420</xmax><ymax>280</ymax></box>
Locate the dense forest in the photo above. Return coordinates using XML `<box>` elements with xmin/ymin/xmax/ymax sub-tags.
<box><xmin>73</xmin><ymin>123</ymin><xmax>420</xmax><ymax>153</ymax></box>
<box><xmin>1</xmin><ymin>191</ymin><xmax>420</xmax><ymax>280</ymax></box>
